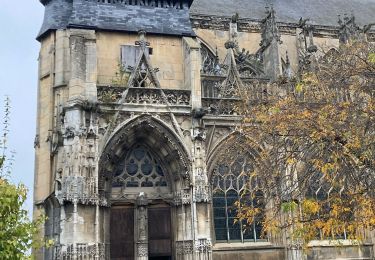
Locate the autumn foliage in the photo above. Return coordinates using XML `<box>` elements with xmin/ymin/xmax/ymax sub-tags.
<box><xmin>0</xmin><ymin>98</ymin><xmax>45</xmax><ymax>259</ymax></box>
<box><xmin>236</xmin><ymin>40</ymin><xmax>375</xmax><ymax>244</ymax></box>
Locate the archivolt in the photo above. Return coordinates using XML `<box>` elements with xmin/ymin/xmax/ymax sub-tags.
<box><xmin>99</xmin><ymin>114</ymin><xmax>191</xmax><ymax>195</ymax></box>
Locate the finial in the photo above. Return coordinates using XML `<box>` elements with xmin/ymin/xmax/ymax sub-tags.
<box><xmin>135</xmin><ymin>30</ymin><xmax>150</xmax><ymax>49</ymax></box>
<box><xmin>231</xmin><ymin>13</ymin><xmax>239</xmax><ymax>23</ymax></box>
<box><xmin>225</xmin><ymin>40</ymin><xmax>238</xmax><ymax>50</ymax></box>
<box><xmin>285</xmin><ymin>51</ymin><xmax>290</xmax><ymax>66</ymax></box>
<box><xmin>338</xmin><ymin>15</ymin><xmax>343</xmax><ymax>25</ymax></box>
<box><xmin>284</xmin><ymin>51</ymin><xmax>292</xmax><ymax>79</ymax></box>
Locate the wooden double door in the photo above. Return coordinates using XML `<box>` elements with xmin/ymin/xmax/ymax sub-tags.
<box><xmin>110</xmin><ymin>205</ymin><xmax>172</xmax><ymax>260</ymax></box>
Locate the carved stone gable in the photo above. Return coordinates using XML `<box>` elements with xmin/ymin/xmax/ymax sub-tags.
<box><xmin>219</xmin><ymin>46</ymin><xmax>245</xmax><ymax>99</ymax></box>
<box><xmin>126</xmin><ymin>32</ymin><xmax>161</xmax><ymax>89</ymax></box>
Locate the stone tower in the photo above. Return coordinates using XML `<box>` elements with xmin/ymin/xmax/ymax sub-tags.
<box><xmin>34</xmin><ymin>0</ymin><xmax>375</xmax><ymax>259</ymax></box>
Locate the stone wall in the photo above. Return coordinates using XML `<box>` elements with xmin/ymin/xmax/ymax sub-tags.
<box><xmin>96</xmin><ymin>32</ymin><xmax>185</xmax><ymax>89</ymax></box>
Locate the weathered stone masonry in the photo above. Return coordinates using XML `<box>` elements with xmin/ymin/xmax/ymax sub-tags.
<box><xmin>34</xmin><ymin>0</ymin><xmax>375</xmax><ymax>259</ymax></box>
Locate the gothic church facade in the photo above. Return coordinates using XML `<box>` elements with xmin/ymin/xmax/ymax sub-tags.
<box><xmin>34</xmin><ymin>0</ymin><xmax>375</xmax><ymax>259</ymax></box>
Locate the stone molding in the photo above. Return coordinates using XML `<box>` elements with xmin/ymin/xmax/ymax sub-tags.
<box><xmin>97</xmin><ymin>86</ymin><xmax>191</xmax><ymax>106</ymax></box>
<box><xmin>176</xmin><ymin>240</ymin><xmax>194</xmax><ymax>255</ymax></box>
<box><xmin>136</xmin><ymin>242</ymin><xmax>149</xmax><ymax>257</ymax></box>
<box><xmin>174</xmin><ymin>188</ymin><xmax>192</xmax><ymax>205</ymax></box>
<box><xmin>195</xmin><ymin>238</ymin><xmax>212</xmax><ymax>253</ymax></box>
<box><xmin>192</xmin><ymin>14</ymin><xmax>375</xmax><ymax>40</ymax></box>
<box><xmin>56</xmin><ymin>176</ymin><xmax>108</xmax><ymax>206</ymax></box>
<box><xmin>54</xmin><ymin>243</ymin><xmax>107</xmax><ymax>260</ymax></box>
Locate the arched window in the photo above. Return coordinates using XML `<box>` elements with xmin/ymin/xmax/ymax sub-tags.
<box><xmin>112</xmin><ymin>145</ymin><xmax>168</xmax><ymax>188</ymax></box>
<box><xmin>304</xmin><ymin>172</ymin><xmax>349</xmax><ymax>240</ymax></box>
<box><xmin>200</xmin><ymin>43</ymin><xmax>221</xmax><ymax>76</ymax></box>
<box><xmin>212</xmin><ymin>154</ymin><xmax>264</xmax><ymax>242</ymax></box>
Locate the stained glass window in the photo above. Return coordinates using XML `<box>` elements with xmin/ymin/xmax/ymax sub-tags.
<box><xmin>112</xmin><ymin>145</ymin><xmax>168</xmax><ymax>188</ymax></box>
<box><xmin>212</xmin><ymin>156</ymin><xmax>264</xmax><ymax>242</ymax></box>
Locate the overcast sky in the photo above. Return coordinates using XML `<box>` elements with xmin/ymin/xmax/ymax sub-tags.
<box><xmin>0</xmin><ymin>1</ymin><xmax>44</xmax><ymax>215</ymax></box>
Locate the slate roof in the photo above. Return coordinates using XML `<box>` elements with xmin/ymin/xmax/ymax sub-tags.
<box><xmin>37</xmin><ymin>0</ymin><xmax>194</xmax><ymax>39</ymax></box>
<box><xmin>38</xmin><ymin>0</ymin><xmax>375</xmax><ymax>40</ymax></box>
<box><xmin>190</xmin><ymin>0</ymin><xmax>375</xmax><ymax>27</ymax></box>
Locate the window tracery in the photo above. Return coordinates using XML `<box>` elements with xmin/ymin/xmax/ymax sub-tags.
<box><xmin>212</xmin><ymin>149</ymin><xmax>264</xmax><ymax>242</ymax></box>
<box><xmin>304</xmin><ymin>172</ymin><xmax>349</xmax><ymax>240</ymax></box>
<box><xmin>200</xmin><ymin>44</ymin><xmax>221</xmax><ymax>75</ymax></box>
<box><xmin>112</xmin><ymin>145</ymin><xmax>168</xmax><ymax>188</ymax></box>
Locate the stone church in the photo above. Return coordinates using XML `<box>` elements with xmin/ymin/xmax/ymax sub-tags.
<box><xmin>34</xmin><ymin>0</ymin><xmax>375</xmax><ymax>259</ymax></box>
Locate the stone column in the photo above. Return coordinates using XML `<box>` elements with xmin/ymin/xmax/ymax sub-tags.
<box><xmin>136</xmin><ymin>193</ymin><xmax>149</xmax><ymax>260</ymax></box>
<box><xmin>183</xmin><ymin>37</ymin><xmax>201</xmax><ymax>110</ymax></box>
<box><xmin>191</xmin><ymin>126</ymin><xmax>212</xmax><ymax>260</ymax></box>
<box><xmin>175</xmin><ymin>188</ymin><xmax>194</xmax><ymax>260</ymax></box>
<box><xmin>68</xmin><ymin>29</ymin><xmax>97</xmax><ymax>101</ymax></box>
<box><xmin>54</xmin><ymin>28</ymin><xmax>101</xmax><ymax>259</ymax></box>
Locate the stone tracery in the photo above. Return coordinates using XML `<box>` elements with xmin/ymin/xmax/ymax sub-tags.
<box><xmin>99</xmin><ymin>114</ymin><xmax>191</xmax><ymax>199</ymax></box>
<box><xmin>112</xmin><ymin>145</ymin><xmax>168</xmax><ymax>188</ymax></box>
<box><xmin>208</xmin><ymin>134</ymin><xmax>265</xmax><ymax>242</ymax></box>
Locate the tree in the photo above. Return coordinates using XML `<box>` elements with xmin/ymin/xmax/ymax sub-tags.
<box><xmin>0</xmin><ymin>97</ymin><xmax>45</xmax><ymax>259</ymax></box>
<box><xmin>235</xmin><ymin>40</ymin><xmax>375</xmax><ymax>245</ymax></box>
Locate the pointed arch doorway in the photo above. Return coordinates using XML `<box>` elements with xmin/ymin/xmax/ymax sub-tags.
<box><xmin>99</xmin><ymin>115</ymin><xmax>191</xmax><ymax>260</ymax></box>
<box><xmin>109</xmin><ymin>145</ymin><xmax>173</xmax><ymax>260</ymax></box>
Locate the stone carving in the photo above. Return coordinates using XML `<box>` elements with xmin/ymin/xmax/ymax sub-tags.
<box><xmin>220</xmin><ymin>54</ymin><xmax>243</xmax><ymax>98</ymax></box>
<box><xmin>338</xmin><ymin>14</ymin><xmax>361</xmax><ymax>44</ymax></box>
<box><xmin>54</xmin><ymin>243</ymin><xmax>107</xmax><ymax>260</ymax></box>
<box><xmin>126</xmin><ymin>88</ymin><xmax>191</xmax><ymax>105</ymax></box>
<box><xmin>55</xmin><ymin>108</ymin><xmax>105</xmax><ymax>206</ymax></box>
<box><xmin>201</xmin><ymin>77</ymin><xmax>223</xmax><ymax>98</ymax></box>
<box><xmin>137</xmin><ymin>242</ymin><xmax>148</xmax><ymax>257</ymax></box>
<box><xmin>176</xmin><ymin>240</ymin><xmax>194</xmax><ymax>255</ymax></box>
<box><xmin>194</xmin><ymin>168</ymin><xmax>211</xmax><ymax>203</ymax></box>
<box><xmin>112</xmin><ymin>145</ymin><xmax>169</xmax><ymax>189</ymax></box>
<box><xmin>282</xmin><ymin>51</ymin><xmax>292</xmax><ymax>79</ymax></box>
<box><xmin>298</xmin><ymin>18</ymin><xmax>318</xmax><ymax>53</ymax></box>
<box><xmin>191</xmin><ymin>12</ymin><xmax>375</xmax><ymax>39</ymax></box>
<box><xmin>34</xmin><ymin>134</ymin><xmax>40</xmax><ymax>148</ymax></box>
<box><xmin>99</xmin><ymin>115</ymin><xmax>190</xmax><ymax>194</ymax></box>
<box><xmin>201</xmin><ymin>45</ymin><xmax>221</xmax><ymax>75</ymax></box>
<box><xmin>138</xmin><ymin>207</ymin><xmax>147</xmax><ymax>238</ymax></box>
<box><xmin>126</xmin><ymin>30</ymin><xmax>161</xmax><ymax>89</ymax></box>
<box><xmin>295</xmin><ymin>17</ymin><xmax>320</xmax><ymax>75</ymax></box>
<box><xmin>202</xmin><ymin>78</ymin><xmax>269</xmax><ymax>115</ymax></box>
<box><xmin>90</xmin><ymin>0</ymin><xmax>188</xmax><ymax>10</ymax></box>
<box><xmin>260</xmin><ymin>6</ymin><xmax>282</xmax><ymax>49</ymax></box>
<box><xmin>202</xmin><ymin>99</ymin><xmax>240</xmax><ymax>115</ymax></box>
<box><xmin>192</xmin><ymin>127</ymin><xmax>206</xmax><ymax>141</ymax></box>
<box><xmin>135</xmin><ymin>193</ymin><xmax>149</xmax><ymax>258</ymax></box>
<box><xmin>201</xmin><ymin>41</ymin><xmax>263</xmax><ymax>78</ymax></box>
<box><xmin>235</xmin><ymin>48</ymin><xmax>264</xmax><ymax>77</ymax></box>
<box><xmin>195</xmin><ymin>238</ymin><xmax>212</xmax><ymax>253</ymax></box>
<box><xmin>200</xmin><ymin>16</ymin><xmax>266</xmax><ymax>111</ymax></box>
<box><xmin>296</xmin><ymin>21</ymin><xmax>318</xmax><ymax>75</ymax></box>
<box><xmin>97</xmin><ymin>86</ymin><xmax>123</xmax><ymax>103</ymax></box>
<box><xmin>56</xmin><ymin>175</ymin><xmax>108</xmax><ymax>206</ymax></box>
<box><xmin>174</xmin><ymin>188</ymin><xmax>191</xmax><ymax>205</ymax></box>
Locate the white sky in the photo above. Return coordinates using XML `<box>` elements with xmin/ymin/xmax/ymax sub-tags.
<box><xmin>0</xmin><ymin>1</ymin><xmax>44</xmax><ymax>216</ymax></box>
